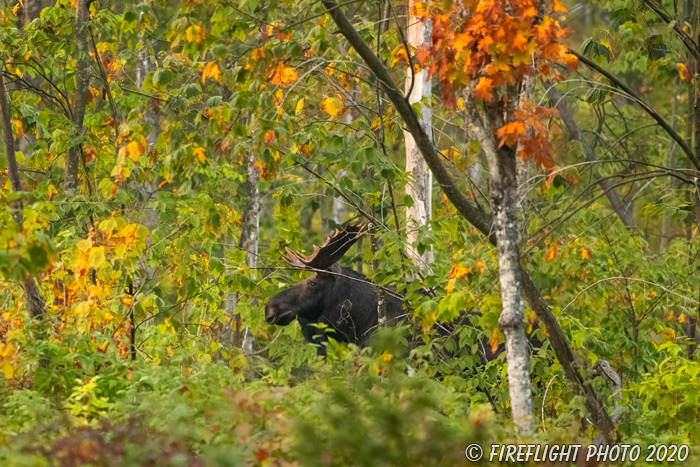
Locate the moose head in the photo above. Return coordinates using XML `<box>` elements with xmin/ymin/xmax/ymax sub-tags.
<box><xmin>265</xmin><ymin>224</ymin><xmax>366</xmax><ymax>326</ymax></box>
<box><xmin>264</xmin><ymin>224</ymin><xmax>402</xmax><ymax>348</ymax></box>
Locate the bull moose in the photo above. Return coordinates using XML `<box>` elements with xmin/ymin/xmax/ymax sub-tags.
<box><xmin>265</xmin><ymin>224</ymin><xmax>543</xmax><ymax>361</ymax></box>
<box><xmin>264</xmin><ymin>225</ymin><xmax>404</xmax><ymax>352</ymax></box>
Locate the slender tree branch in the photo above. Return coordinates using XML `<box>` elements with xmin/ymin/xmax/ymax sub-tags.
<box><xmin>572</xmin><ymin>50</ymin><xmax>700</xmax><ymax>171</ymax></box>
<box><xmin>547</xmin><ymin>83</ymin><xmax>640</xmax><ymax>233</ymax></box>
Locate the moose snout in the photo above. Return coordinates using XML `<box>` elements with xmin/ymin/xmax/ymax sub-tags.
<box><xmin>265</xmin><ymin>303</ymin><xmax>278</xmax><ymax>324</ymax></box>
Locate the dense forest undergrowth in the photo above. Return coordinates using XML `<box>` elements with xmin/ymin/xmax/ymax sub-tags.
<box><xmin>1</xmin><ymin>0</ymin><xmax>700</xmax><ymax>465</ymax></box>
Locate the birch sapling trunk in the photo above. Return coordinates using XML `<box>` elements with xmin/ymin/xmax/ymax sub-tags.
<box><xmin>239</xmin><ymin>152</ymin><xmax>260</xmax><ymax>353</ymax></box>
<box><xmin>0</xmin><ymin>64</ymin><xmax>46</xmax><ymax>320</ymax></box>
<box><xmin>223</xmin><ymin>154</ymin><xmax>259</xmax><ymax>352</ymax></box>
<box><xmin>490</xmin><ymin>145</ymin><xmax>534</xmax><ymax>435</ymax></box>
<box><xmin>471</xmin><ymin>106</ymin><xmax>534</xmax><ymax>435</ymax></box>
<box><xmin>404</xmin><ymin>0</ymin><xmax>433</xmax><ymax>271</ymax></box>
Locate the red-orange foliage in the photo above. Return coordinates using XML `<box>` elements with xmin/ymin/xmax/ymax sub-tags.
<box><xmin>425</xmin><ymin>0</ymin><xmax>576</xmax><ymax>167</ymax></box>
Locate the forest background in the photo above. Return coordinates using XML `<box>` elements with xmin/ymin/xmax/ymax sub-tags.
<box><xmin>1</xmin><ymin>0</ymin><xmax>699</xmax><ymax>465</ymax></box>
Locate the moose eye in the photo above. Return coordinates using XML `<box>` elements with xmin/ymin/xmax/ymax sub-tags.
<box><xmin>308</xmin><ymin>281</ymin><xmax>316</xmax><ymax>288</ymax></box>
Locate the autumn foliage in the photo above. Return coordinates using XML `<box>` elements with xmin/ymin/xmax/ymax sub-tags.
<box><xmin>423</xmin><ymin>0</ymin><xmax>577</xmax><ymax>167</ymax></box>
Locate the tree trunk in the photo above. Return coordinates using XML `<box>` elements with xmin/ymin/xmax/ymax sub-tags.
<box><xmin>64</xmin><ymin>0</ymin><xmax>92</xmax><ymax>196</ymax></box>
<box><xmin>491</xmin><ymin>148</ymin><xmax>533</xmax><ymax>434</ymax></box>
<box><xmin>332</xmin><ymin>169</ymin><xmax>346</xmax><ymax>227</ymax></box>
<box><xmin>471</xmin><ymin>108</ymin><xmax>534</xmax><ymax>434</ymax></box>
<box><xmin>223</xmin><ymin>153</ymin><xmax>259</xmax><ymax>352</ymax></box>
<box><xmin>0</xmin><ymin>63</ymin><xmax>46</xmax><ymax>321</ymax></box>
<box><xmin>21</xmin><ymin>0</ymin><xmax>43</xmax><ymax>25</ymax></box>
<box><xmin>404</xmin><ymin>0</ymin><xmax>433</xmax><ymax>271</ymax></box>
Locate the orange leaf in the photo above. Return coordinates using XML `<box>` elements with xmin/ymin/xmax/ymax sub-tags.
<box><xmin>545</xmin><ymin>241</ymin><xmax>557</xmax><ymax>263</ymax></box>
<box><xmin>552</xmin><ymin>0</ymin><xmax>568</xmax><ymax>13</ymax></box>
<box><xmin>580</xmin><ymin>247</ymin><xmax>591</xmax><ymax>260</ymax></box>
<box><xmin>474</xmin><ymin>77</ymin><xmax>494</xmax><ymax>101</ymax></box>
<box><xmin>488</xmin><ymin>328</ymin><xmax>500</xmax><ymax>355</ymax></box>
<box><xmin>496</xmin><ymin>121</ymin><xmax>525</xmax><ymax>147</ymax></box>
<box><xmin>263</xmin><ymin>130</ymin><xmax>276</xmax><ymax>146</ymax></box>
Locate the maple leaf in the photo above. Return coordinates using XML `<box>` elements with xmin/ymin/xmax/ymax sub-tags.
<box><xmin>512</xmin><ymin>32</ymin><xmax>529</xmax><ymax>52</ymax></box>
<box><xmin>496</xmin><ymin>121</ymin><xmax>525</xmax><ymax>147</ymax></box>
<box><xmin>322</xmin><ymin>96</ymin><xmax>344</xmax><ymax>117</ymax></box>
<box><xmin>201</xmin><ymin>62</ymin><xmax>221</xmax><ymax>84</ymax></box>
<box><xmin>552</xmin><ymin>0</ymin><xmax>568</xmax><ymax>13</ymax></box>
<box><xmin>563</xmin><ymin>53</ymin><xmax>579</xmax><ymax>72</ymax></box>
<box><xmin>280</xmin><ymin>66</ymin><xmax>298</xmax><ymax>85</ymax></box>
<box><xmin>474</xmin><ymin>77</ymin><xmax>494</xmax><ymax>101</ymax></box>
<box><xmin>545</xmin><ymin>241</ymin><xmax>557</xmax><ymax>263</ymax></box>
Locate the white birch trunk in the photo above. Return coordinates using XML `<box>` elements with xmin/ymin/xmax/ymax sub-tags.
<box><xmin>471</xmin><ymin>115</ymin><xmax>534</xmax><ymax>434</ymax></box>
<box><xmin>223</xmin><ymin>153</ymin><xmax>259</xmax><ymax>352</ymax></box>
<box><xmin>404</xmin><ymin>0</ymin><xmax>433</xmax><ymax>271</ymax></box>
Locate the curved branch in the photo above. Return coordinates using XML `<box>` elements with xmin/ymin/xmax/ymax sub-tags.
<box><xmin>572</xmin><ymin>50</ymin><xmax>700</xmax><ymax>171</ymax></box>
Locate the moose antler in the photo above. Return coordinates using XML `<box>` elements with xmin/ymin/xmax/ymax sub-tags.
<box><xmin>282</xmin><ymin>224</ymin><xmax>366</xmax><ymax>270</ymax></box>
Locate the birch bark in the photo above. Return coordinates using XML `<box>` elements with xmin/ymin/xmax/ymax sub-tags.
<box><xmin>404</xmin><ymin>0</ymin><xmax>433</xmax><ymax>271</ymax></box>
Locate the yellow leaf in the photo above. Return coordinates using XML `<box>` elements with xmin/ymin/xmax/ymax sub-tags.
<box><xmin>295</xmin><ymin>98</ymin><xmax>305</xmax><ymax>114</ymax></box>
<box><xmin>185</xmin><ymin>24</ymin><xmax>203</xmax><ymax>44</ymax></box>
<box><xmin>280</xmin><ymin>66</ymin><xmax>297</xmax><ymax>85</ymax></box>
<box><xmin>678</xmin><ymin>62</ymin><xmax>693</xmax><ymax>82</ymax></box>
<box><xmin>127</xmin><ymin>141</ymin><xmax>142</xmax><ymax>162</ymax></box>
<box><xmin>322</xmin><ymin>96</ymin><xmax>344</xmax><ymax>118</ymax></box>
<box><xmin>47</xmin><ymin>183</ymin><xmax>57</xmax><ymax>201</ymax></box>
<box><xmin>193</xmin><ymin>146</ymin><xmax>206</xmax><ymax>163</ymax></box>
<box><xmin>12</xmin><ymin>3</ymin><xmax>20</xmax><ymax>16</ymax></box>
<box><xmin>1</xmin><ymin>360</ymin><xmax>14</xmax><ymax>380</ymax></box>
<box><xmin>275</xmin><ymin>89</ymin><xmax>284</xmax><ymax>106</ymax></box>
<box><xmin>201</xmin><ymin>62</ymin><xmax>221</xmax><ymax>84</ymax></box>
<box><xmin>679</xmin><ymin>314</ymin><xmax>687</xmax><ymax>324</ymax></box>
<box><xmin>545</xmin><ymin>241</ymin><xmax>557</xmax><ymax>263</ymax></box>
<box><xmin>457</xmin><ymin>98</ymin><xmax>465</xmax><ymax>111</ymax></box>
<box><xmin>251</xmin><ymin>47</ymin><xmax>265</xmax><ymax>61</ymax></box>
<box><xmin>580</xmin><ymin>247</ymin><xmax>591</xmax><ymax>260</ymax></box>
<box><xmin>11</xmin><ymin>119</ymin><xmax>23</xmax><ymax>137</ymax></box>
